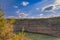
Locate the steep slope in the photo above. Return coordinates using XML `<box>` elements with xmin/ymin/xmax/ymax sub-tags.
<box><xmin>13</xmin><ymin>17</ymin><xmax>60</xmax><ymax>37</ymax></box>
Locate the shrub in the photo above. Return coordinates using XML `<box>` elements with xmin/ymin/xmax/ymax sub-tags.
<box><xmin>0</xmin><ymin>10</ymin><xmax>31</xmax><ymax>40</ymax></box>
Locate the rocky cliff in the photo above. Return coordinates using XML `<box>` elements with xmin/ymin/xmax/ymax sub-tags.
<box><xmin>13</xmin><ymin>17</ymin><xmax>60</xmax><ymax>37</ymax></box>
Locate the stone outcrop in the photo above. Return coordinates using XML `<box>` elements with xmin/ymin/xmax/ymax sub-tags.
<box><xmin>13</xmin><ymin>17</ymin><xmax>60</xmax><ymax>37</ymax></box>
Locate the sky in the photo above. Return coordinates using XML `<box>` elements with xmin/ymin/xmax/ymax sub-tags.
<box><xmin>0</xmin><ymin>0</ymin><xmax>60</xmax><ymax>18</ymax></box>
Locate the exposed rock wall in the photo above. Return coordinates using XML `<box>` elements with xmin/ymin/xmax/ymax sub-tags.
<box><xmin>14</xmin><ymin>17</ymin><xmax>60</xmax><ymax>37</ymax></box>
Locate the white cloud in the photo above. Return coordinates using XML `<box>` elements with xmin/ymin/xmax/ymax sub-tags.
<box><xmin>36</xmin><ymin>8</ymin><xmax>40</xmax><ymax>10</ymax></box>
<box><xmin>6</xmin><ymin>16</ymin><xmax>18</xmax><ymax>18</ymax></box>
<box><xmin>42</xmin><ymin>0</ymin><xmax>60</xmax><ymax>12</ymax></box>
<box><xmin>26</xmin><ymin>16</ymin><xmax>36</xmax><ymax>18</ymax></box>
<box><xmin>38</xmin><ymin>14</ymin><xmax>44</xmax><ymax>16</ymax></box>
<box><xmin>13</xmin><ymin>6</ymin><xmax>18</xmax><ymax>8</ymax></box>
<box><xmin>21</xmin><ymin>1</ymin><xmax>29</xmax><ymax>6</ymax></box>
<box><xmin>36</xmin><ymin>14</ymin><xmax>45</xmax><ymax>18</ymax></box>
<box><xmin>41</xmin><ymin>0</ymin><xmax>60</xmax><ymax>18</ymax></box>
<box><xmin>42</xmin><ymin>5</ymin><xmax>56</xmax><ymax>12</ymax></box>
<box><xmin>16</xmin><ymin>9</ymin><xmax>29</xmax><ymax>18</ymax></box>
<box><xmin>16</xmin><ymin>10</ymin><xmax>20</xmax><ymax>13</ymax></box>
<box><xmin>16</xmin><ymin>9</ymin><xmax>22</xmax><ymax>13</ymax></box>
<box><xmin>16</xmin><ymin>11</ymin><xmax>29</xmax><ymax>18</ymax></box>
<box><xmin>54</xmin><ymin>0</ymin><xmax>60</xmax><ymax>5</ymax></box>
<box><xmin>8</xmin><ymin>16</ymin><xmax>15</xmax><ymax>18</ymax></box>
<box><xmin>19</xmin><ymin>13</ymin><xmax>28</xmax><ymax>17</ymax></box>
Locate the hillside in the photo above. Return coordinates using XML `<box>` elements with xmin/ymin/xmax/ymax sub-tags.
<box><xmin>12</xmin><ymin>17</ymin><xmax>60</xmax><ymax>37</ymax></box>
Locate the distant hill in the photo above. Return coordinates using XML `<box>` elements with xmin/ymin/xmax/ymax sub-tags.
<box><xmin>11</xmin><ymin>17</ymin><xmax>60</xmax><ymax>37</ymax></box>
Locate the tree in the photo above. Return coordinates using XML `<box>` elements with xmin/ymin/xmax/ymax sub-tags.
<box><xmin>0</xmin><ymin>9</ymin><xmax>31</xmax><ymax>40</ymax></box>
<box><xmin>0</xmin><ymin>10</ymin><xmax>15</xmax><ymax>40</ymax></box>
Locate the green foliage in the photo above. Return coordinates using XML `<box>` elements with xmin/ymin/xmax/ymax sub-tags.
<box><xmin>0</xmin><ymin>11</ymin><xmax>31</xmax><ymax>40</ymax></box>
<box><xmin>0</xmin><ymin>13</ymin><xmax>14</xmax><ymax>40</ymax></box>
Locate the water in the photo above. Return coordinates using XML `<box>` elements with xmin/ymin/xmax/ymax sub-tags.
<box><xmin>24</xmin><ymin>32</ymin><xmax>57</xmax><ymax>40</ymax></box>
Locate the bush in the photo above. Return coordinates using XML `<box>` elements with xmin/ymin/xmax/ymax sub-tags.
<box><xmin>0</xmin><ymin>10</ymin><xmax>31</xmax><ymax>40</ymax></box>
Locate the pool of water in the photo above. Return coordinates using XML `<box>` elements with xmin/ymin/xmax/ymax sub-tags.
<box><xmin>24</xmin><ymin>32</ymin><xmax>58</xmax><ymax>40</ymax></box>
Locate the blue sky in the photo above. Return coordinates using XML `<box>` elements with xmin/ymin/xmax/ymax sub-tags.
<box><xmin>0</xmin><ymin>0</ymin><xmax>60</xmax><ymax>18</ymax></box>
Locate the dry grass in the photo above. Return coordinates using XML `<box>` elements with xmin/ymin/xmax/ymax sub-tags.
<box><xmin>55</xmin><ymin>38</ymin><xmax>60</xmax><ymax>40</ymax></box>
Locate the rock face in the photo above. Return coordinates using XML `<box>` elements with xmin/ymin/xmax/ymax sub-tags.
<box><xmin>14</xmin><ymin>17</ymin><xmax>60</xmax><ymax>37</ymax></box>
